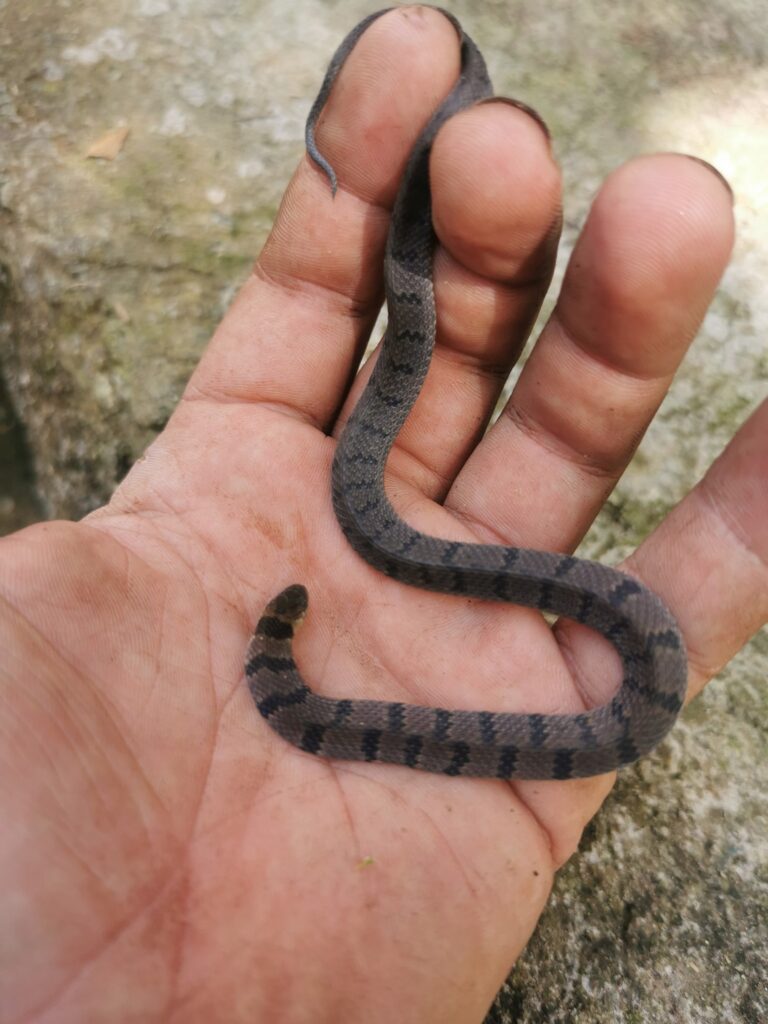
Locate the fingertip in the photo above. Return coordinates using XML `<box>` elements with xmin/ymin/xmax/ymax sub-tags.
<box><xmin>431</xmin><ymin>99</ymin><xmax>562</xmax><ymax>282</ymax></box>
<box><xmin>590</xmin><ymin>153</ymin><xmax>735</xmax><ymax>273</ymax></box>
<box><xmin>558</xmin><ymin>152</ymin><xmax>735</xmax><ymax>378</ymax></box>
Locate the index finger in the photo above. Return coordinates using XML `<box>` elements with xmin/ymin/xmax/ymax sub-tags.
<box><xmin>183</xmin><ymin>7</ymin><xmax>461</xmax><ymax>429</ymax></box>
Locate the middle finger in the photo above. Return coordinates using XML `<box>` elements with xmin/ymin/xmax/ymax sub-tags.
<box><xmin>333</xmin><ymin>99</ymin><xmax>562</xmax><ymax>500</ymax></box>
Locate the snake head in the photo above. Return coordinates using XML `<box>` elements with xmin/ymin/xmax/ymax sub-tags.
<box><xmin>266</xmin><ymin>584</ymin><xmax>309</xmax><ymax>624</ymax></box>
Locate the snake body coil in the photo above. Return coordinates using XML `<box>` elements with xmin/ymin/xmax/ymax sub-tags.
<box><xmin>245</xmin><ymin>8</ymin><xmax>688</xmax><ymax>780</ymax></box>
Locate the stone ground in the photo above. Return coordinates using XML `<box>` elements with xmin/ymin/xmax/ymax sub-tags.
<box><xmin>0</xmin><ymin>1</ymin><xmax>766</xmax><ymax>1021</ymax></box>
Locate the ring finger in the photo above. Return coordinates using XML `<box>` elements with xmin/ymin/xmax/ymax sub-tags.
<box><xmin>447</xmin><ymin>153</ymin><xmax>735</xmax><ymax>552</ymax></box>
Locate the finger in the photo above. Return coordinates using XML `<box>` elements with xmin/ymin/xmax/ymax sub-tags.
<box><xmin>447</xmin><ymin>153</ymin><xmax>735</xmax><ymax>549</ymax></box>
<box><xmin>184</xmin><ymin>7</ymin><xmax>462</xmax><ymax>428</ymax></box>
<box><xmin>645</xmin><ymin>398</ymin><xmax>768</xmax><ymax>697</ymax></box>
<box><xmin>333</xmin><ymin>99</ymin><xmax>561</xmax><ymax>501</ymax></box>
<box><xmin>558</xmin><ymin>397</ymin><xmax>768</xmax><ymax>710</ymax></box>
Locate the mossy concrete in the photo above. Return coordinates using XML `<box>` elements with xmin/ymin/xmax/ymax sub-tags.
<box><xmin>0</xmin><ymin>1</ymin><xmax>765</xmax><ymax>1020</ymax></box>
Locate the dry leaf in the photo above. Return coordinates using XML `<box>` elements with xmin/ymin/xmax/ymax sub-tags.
<box><xmin>86</xmin><ymin>126</ymin><xmax>130</xmax><ymax>161</ymax></box>
<box><xmin>112</xmin><ymin>301</ymin><xmax>131</xmax><ymax>323</ymax></box>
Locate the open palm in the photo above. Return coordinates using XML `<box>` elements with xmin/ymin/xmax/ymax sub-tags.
<box><xmin>2</xmin><ymin>9</ymin><xmax>766</xmax><ymax>1024</ymax></box>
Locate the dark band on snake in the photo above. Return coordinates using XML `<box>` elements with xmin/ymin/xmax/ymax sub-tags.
<box><xmin>245</xmin><ymin>7</ymin><xmax>688</xmax><ymax>780</ymax></box>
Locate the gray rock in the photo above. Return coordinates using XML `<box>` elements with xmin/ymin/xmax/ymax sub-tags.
<box><xmin>0</xmin><ymin>1</ymin><xmax>765</xmax><ymax>1020</ymax></box>
<box><xmin>0</xmin><ymin>0</ymin><xmax>349</xmax><ymax>519</ymax></box>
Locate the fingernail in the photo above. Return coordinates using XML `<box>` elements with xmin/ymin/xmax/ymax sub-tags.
<box><xmin>682</xmin><ymin>155</ymin><xmax>734</xmax><ymax>203</ymax></box>
<box><xmin>478</xmin><ymin>96</ymin><xmax>552</xmax><ymax>146</ymax></box>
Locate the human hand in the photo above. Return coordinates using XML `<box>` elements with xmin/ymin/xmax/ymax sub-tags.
<box><xmin>2</xmin><ymin>7</ymin><xmax>765</xmax><ymax>1023</ymax></box>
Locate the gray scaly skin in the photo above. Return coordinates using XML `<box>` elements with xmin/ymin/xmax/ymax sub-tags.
<box><xmin>245</xmin><ymin>7</ymin><xmax>688</xmax><ymax>780</ymax></box>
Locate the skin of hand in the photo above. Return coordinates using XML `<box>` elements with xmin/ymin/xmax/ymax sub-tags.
<box><xmin>1</xmin><ymin>7</ymin><xmax>766</xmax><ymax>1024</ymax></box>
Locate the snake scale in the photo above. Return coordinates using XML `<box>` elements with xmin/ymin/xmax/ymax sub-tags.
<box><xmin>245</xmin><ymin>7</ymin><xmax>688</xmax><ymax>780</ymax></box>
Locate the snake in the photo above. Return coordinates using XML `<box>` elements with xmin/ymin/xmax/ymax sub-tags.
<box><xmin>244</xmin><ymin>7</ymin><xmax>688</xmax><ymax>780</ymax></box>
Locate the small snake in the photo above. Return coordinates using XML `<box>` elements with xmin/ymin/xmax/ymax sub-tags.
<box><xmin>245</xmin><ymin>7</ymin><xmax>688</xmax><ymax>780</ymax></box>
